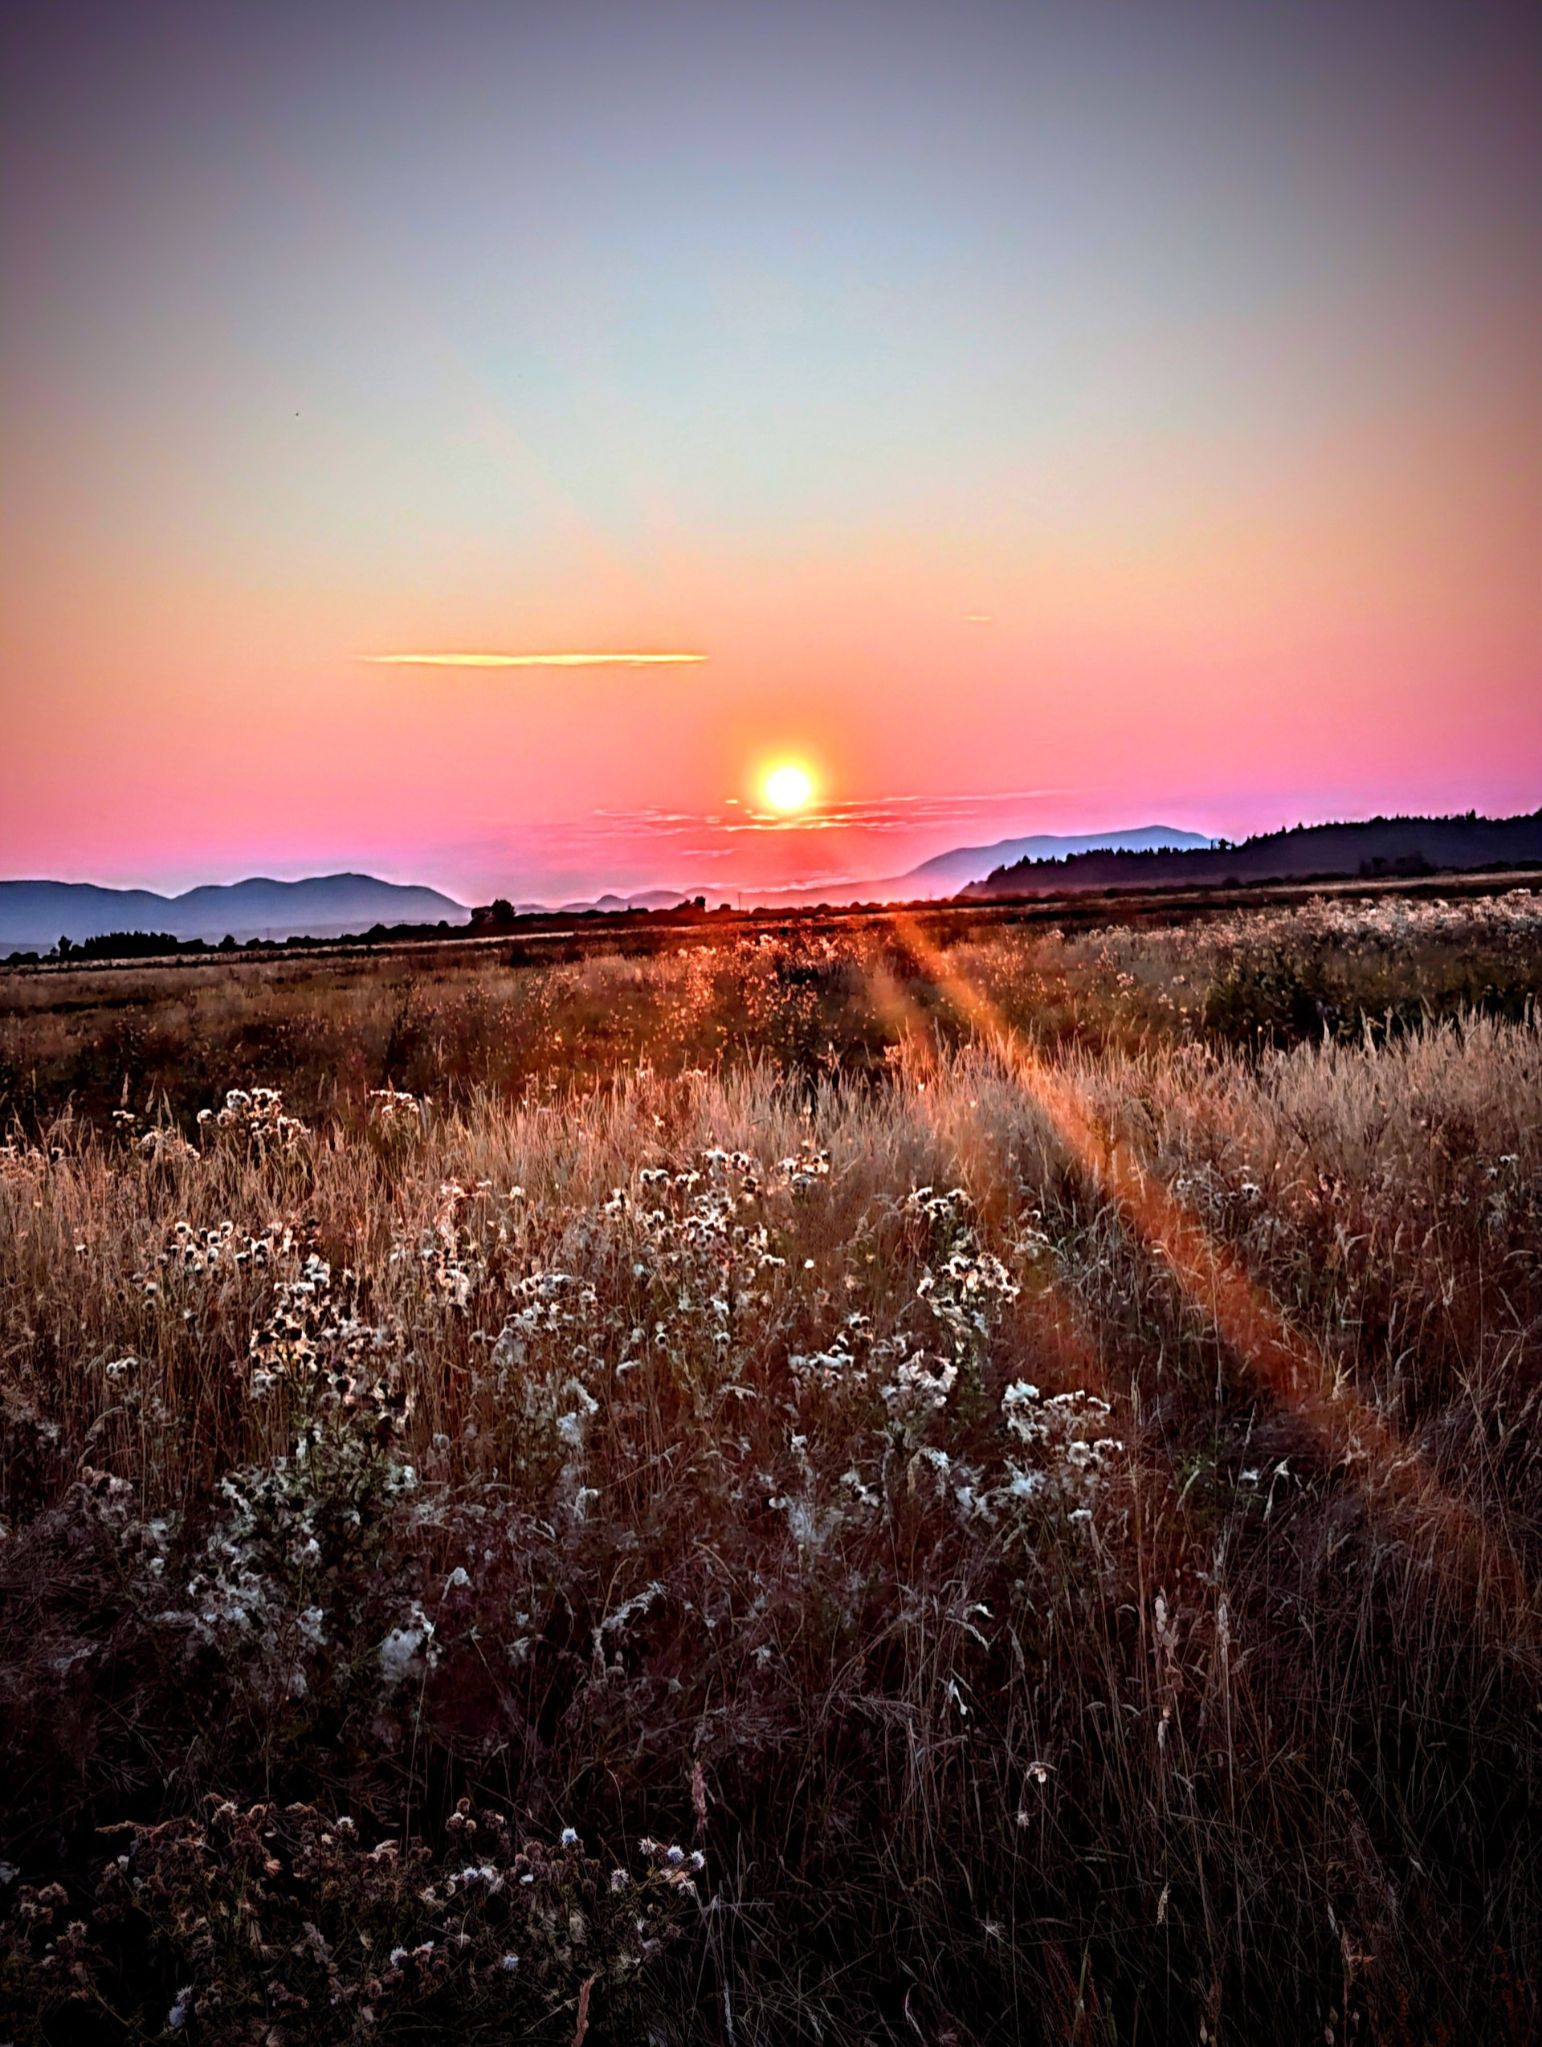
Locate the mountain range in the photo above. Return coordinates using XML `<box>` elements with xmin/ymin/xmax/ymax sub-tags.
<box><xmin>0</xmin><ymin>874</ymin><xmax>468</xmax><ymax>954</ymax></box>
<box><xmin>967</xmin><ymin>810</ymin><xmax>1542</xmax><ymax>896</ymax></box>
<box><xmin>547</xmin><ymin>828</ymin><xmax>1214</xmax><ymax>914</ymax></box>
<box><xmin>39</xmin><ymin>806</ymin><xmax>1530</xmax><ymax>952</ymax></box>
<box><xmin>1</xmin><ymin>829</ymin><xmax>1214</xmax><ymax>949</ymax></box>
<box><xmin>891</xmin><ymin>826</ymin><xmax>1212</xmax><ymax>895</ymax></box>
<box><xmin>12</xmin><ymin>806</ymin><xmax>1532</xmax><ymax>952</ymax></box>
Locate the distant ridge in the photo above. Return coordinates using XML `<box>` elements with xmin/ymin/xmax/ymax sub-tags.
<box><xmin>0</xmin><ymin>874</ymin><xmax>468</xmax><ymax>953</ymax></box>
<box><xmin>902</xmin><ymin>826</ymin><xmax>1211</xmax><ymax>892</ymax></box>
<box><xmin>694</xmin><ymin>825</ymin><xmax>1214</xmax><ymax>910</ymax></box>
<box><xmin>559</xmin><ymin>889</ymin><xmax>696</xmax><ymax>914</ymax></box>
<box><xmin>13</xmin><ymin>812</ymin><xmax>1530</xmax><ymax>955</ymax></box>
<box><xmin>966</xmin><ymin>810</ymin><xmax>1542</xmax><ymax>898</ymax></box>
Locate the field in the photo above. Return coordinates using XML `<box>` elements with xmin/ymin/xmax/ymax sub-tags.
<box><xmin>2</xmin><ymin>889</ymin><xmax>1540</xmax><ymax>2042</ymax></box>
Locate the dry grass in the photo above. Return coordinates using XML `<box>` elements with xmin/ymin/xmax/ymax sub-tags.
<box><xmin>2</xmin><ymin>896</ymin><xmax>1539</xmax><ymax>2041</ymax></box>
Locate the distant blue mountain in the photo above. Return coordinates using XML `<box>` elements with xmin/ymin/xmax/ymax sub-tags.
<box><xmin>690</xmin><ymin>825</ymin><xmax>1216</xmax><ymax>910</ymax></box>
<box><xmin>904</xmin><ymin>826</ymin><xmax>1212</xmax><ymax>892</ymax></box>
<box><xmin>0</xmin><ymin>874</ymin><xmax>468</xmax><ymax>953</ymax></box>
<box><xmin>0</xmin><ymin>827</ymin><xmax>1231</xmax><ymax>950</ymax></box>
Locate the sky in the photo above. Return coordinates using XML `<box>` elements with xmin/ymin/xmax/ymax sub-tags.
<box><xmin>3</xmin><ymin>0</ymin><xmax>1539</xmax><ymax>903</ymax></box>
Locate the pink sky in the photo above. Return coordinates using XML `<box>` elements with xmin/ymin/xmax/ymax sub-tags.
<box><xmin>3</xmin><ymin>1</ymin><xmax>1538</xmax><ymax>902</ymax></box>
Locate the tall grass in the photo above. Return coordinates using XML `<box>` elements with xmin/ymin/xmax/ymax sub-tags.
<box><xmin>2</xmin><ymin>899</ymin><xmax>1539</xmax><ymax>2041</ymax></box>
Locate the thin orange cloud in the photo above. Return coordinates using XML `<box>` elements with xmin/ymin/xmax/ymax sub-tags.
<box><xmin>362</xmin><ymin>651</ymin><xmax>707</xmax><ymax>669</ymax></box>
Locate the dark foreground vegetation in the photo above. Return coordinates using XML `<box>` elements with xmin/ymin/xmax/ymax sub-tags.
<box><xmin>2</xmin><ymin>889</ymin><xmax>1540</xmax><ymax>2041</ymax></box>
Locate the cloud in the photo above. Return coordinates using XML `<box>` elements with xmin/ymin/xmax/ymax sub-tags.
<box><xmin>715</xmin><ymin>788</ymin><xmax>1071</xmax><ymax>834</ymax></box>
<box><xmin>423</xmin><ymin>786</ymin><xmax>1079</xmax><ymax>898</ymax></box>
<box><xmin>572</xmin><ymin>788</ymin><xmax>1073</xmax><ymax>842</ymax></box>
<box><xmin>362</xmin><ymin>651</ymin><xmax>706</xmax><ymax>668</ymax></box>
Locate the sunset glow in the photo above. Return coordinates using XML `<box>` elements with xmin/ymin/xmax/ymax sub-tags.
<box><xmin>761</xmin><ymin>763</ymin><xmax>816</xmax><ymax>815</ymax></box>
<box><xmin>3</xmin><ymin>7</ymin><xmax>1538</xmax><ymax>2030</ymax></box>
<box><xmin>1</xmin><ymin>1</ymin><xmax>1536</xmax><ymax>903</ymax></box>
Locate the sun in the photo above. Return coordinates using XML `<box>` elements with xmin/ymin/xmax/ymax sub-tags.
<box><xmin>761</xmin><ymin>761</ymin><xmax>815</xmax><ymax>814</ymax></box>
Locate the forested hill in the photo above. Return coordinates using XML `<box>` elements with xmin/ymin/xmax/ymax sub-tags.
<box><xmin>967</xmin><ymin>810</ymin><xmax>1542</xmax><ymax>896</ymax></box>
